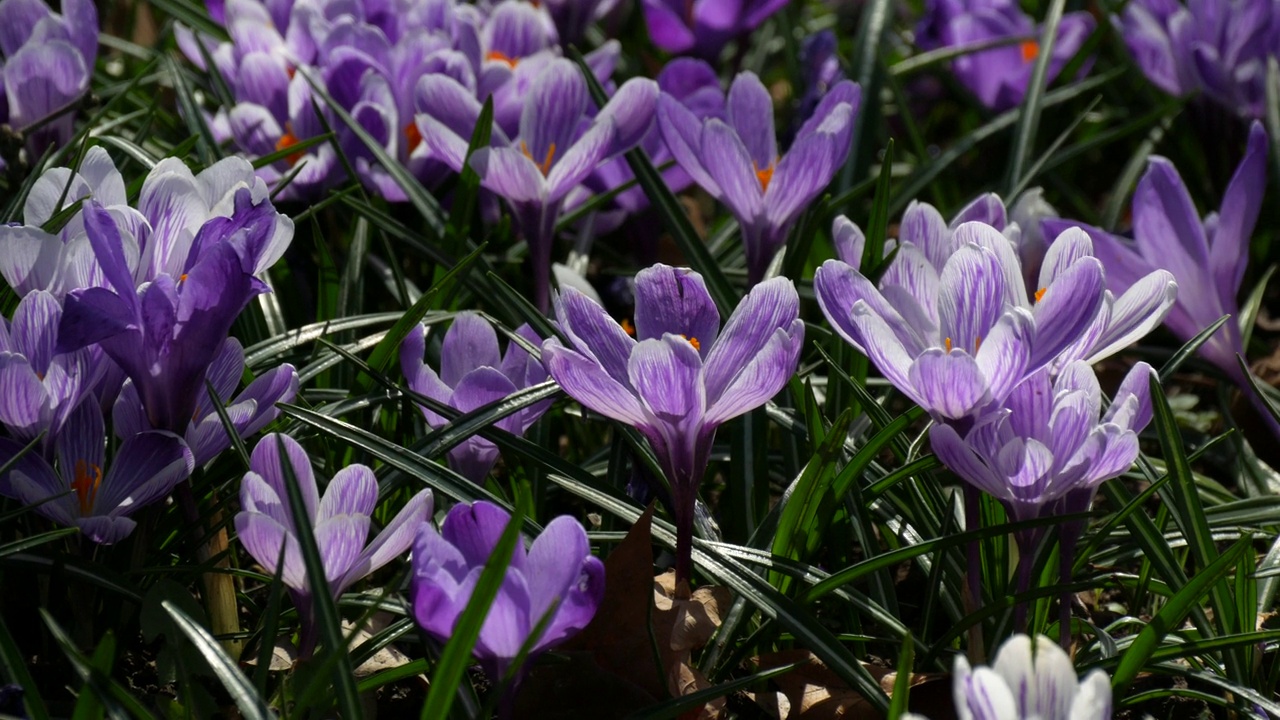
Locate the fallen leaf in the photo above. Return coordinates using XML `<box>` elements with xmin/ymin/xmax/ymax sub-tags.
<box><xmin>753</xmin><ymin>650</ymin><xmax>953</xmax><ymax>720</ymax></box>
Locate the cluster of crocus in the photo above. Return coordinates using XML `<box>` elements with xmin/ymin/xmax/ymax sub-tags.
<box><xmin>1117</xmin><ymin>0</ymin><xmax>1278</xmax><ymax>117</ymax></box>
<box><xmin>0</xmin><ymin>0</ymin><xmax>99</xmax><ymax>161</ymax></box>
<box><xmin>915</xmin><ymin>0</ymin><xmax>1095</xmax><ymax>111</ymax></box>
<box><xmin>1045</xmin><ymin>121</ymin><xmax>1276</xmax><ymax>434</ymax></box>
<box><xmin>660</xmin><ymin>71</ymin><xmax>861</xmax><ymax>285</ymax></box>
<box><xmin>410</xmin><ymin>500</ymin><xmax>604</xmax><ymax>689</ymax></box>
<box><xmin>399</xmin><ymin>313</ymin><xmax>550</xmax><ymax>483</ymax></box>
<box><xmin>641</xmin><ymin>0</ymin><xmax>788</xmax><ymax>60</ymax></box>
<box><xmin>903</xmin><ymin>634</ymin><xmax>1113</xmax><ymax>720</ymax></box>
<box><xmin>0</xmin><ymin>148</ymin><xmax>299</xmax><ymax>544</ymax></box>
<box><xmin>235</xmin><ymin>434</ymin><xmax>433</xmax><ymax>657</ymax></box>
<box><xmin>541</xmin><ymin>264</ymin><xmax>804</xmax><ymax>584</ymax></box>
<box><xmin>816</xmin><ymin>193</ymin><xmax>1175</xmax><ymax>622</ymax></box>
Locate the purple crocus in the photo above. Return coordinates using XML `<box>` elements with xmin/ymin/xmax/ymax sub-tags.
<box><xmin>901</xmin><ymin>634</ymin><xmax>1112</xmax><ymax>720</ymax></box>
<box><xmin>235</xmin><ymin>433</ymin><xmax>433</xmax><ymax>657</ymax></box>
<box><xmin>0</xmin><ymin>0</ymin><xmax>98</xmax><ymax>160</ymax></box>
<box><xmin>399</xmin><ymin>314</ymin><xmax>550</xmax><ymax>483</ymax></box>
<box><xmin>0</xmin><ymin>399</ymin><xmax>194</xmax><ymax>544</ymax></box>
<box><xmin>916</xmin><ymin>0</ymin><xmax>1095</xmax><ymax>111</ymax></box>
<box><xmin>410</xmin><ymin>500</ymin><xmax>604</xmax><ymax>685</ymax></box>
<box><xmin>418</xmin><ymin>58</ymin><xmax>658</xmax><ymax>310</ymax></box>
<box><xmin>659</xmin><ymin>72</ymin><xmax>861</xmax><ymax>284</ymax></box>
<box><xmin>540</xmin><ymin>264</ymin><xmax>803</xmax><ymax>584</ymax></box>
<box><xmin>0</xmin><ymin>290</ymin><xmax>91</xmax><ymax>445</ymax></box>
<box><xmin>1043</xmin><ymin>122</ymin><xmax>1270</xmax><ymax>423</ymax></box>
<box><xmin>536</xmin><ymin>0</ymin><xmax>620</xmax><ymax>43</ymax></box>
<box><xmin>642</xmin><ymin>0</ymin><xmax>788</xmax><ymax>60</ymax></box>
<box><xmin>114</xmin><ymin>338</ymin><xmax>299</xmax><ymax>467</ymax></box>
<box><xmin>55</xmin><ymin>190</ymin><xmax>291</xmax><ymax>434</ymax></box>
<box><xmin>814</xmin><ymin>221</ymin><xmax>1108</xmax><ymax>423</ymax></box>
<box><xmin>1116</xmin><ymin>0</ymin><xmax>1277</xmax><ymax>117</ymax></box>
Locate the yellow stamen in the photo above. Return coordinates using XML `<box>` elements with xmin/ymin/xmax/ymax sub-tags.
<box><xmin>520</xmin><ymin>140</ymin><xmax>557</xmax><ymax>176</ymax></box>
<box><xmin>1034</xmin><ymin>287</ymin><xmax>1047</xmax><ymax>303</ymax></box>
<box><xmin>71</xmin><ymin>459</ymin><xmax>103</xmax><ymax>516</ymax></box>
<box><xmin>944</xmin><ymin>337</ymin><xmax>952</xmax><ymax>353</ymax></box>
<box><xmin>754</xmin><ymin>158</ymin><xmax>777</xmax><ymax>192</ymax></box>
<box><xmin>179</xmin><ymin>273</ymin><xmax>189</xmax><ymax>283</ymax></box>
<box><xmin>683</xmin><ymin>335</ymin><xmax>701</xmax><ymax>351</ymax></box>
<box><xmin>486</xmin><ymin>50</ymin><xmax>519</xmax><ymax>68</ymax></box>
<box><xmin>1020</xmin><ymin>40</ymin><xmax>1039</xmax><ymax>63</ymax></box>
<box><xmin>275</xmin><ymin>123</ymin><xmax>305</xmax><ymax>167</ymax></box>
<box><xmin>620</xmin><ymin>318</ymin><xmax>636</xmax><ymax>336</ymax></box>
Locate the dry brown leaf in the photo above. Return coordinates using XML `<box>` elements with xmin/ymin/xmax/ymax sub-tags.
<box><xmin>753</xmin><ymin>650</ymin><xmax>953</xmax><ymax>720</ymax></box>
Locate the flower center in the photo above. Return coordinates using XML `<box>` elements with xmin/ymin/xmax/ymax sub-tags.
<box><xmin>486</xmin><ymin>50</ymin><xmax>519</xmax><ymax>68</ymax></box>
<box><xmin>1020</xmin><ymin>40</ymin><xmax>1039</xmax><ymax>63</ymax></box>
<box><xmin>620</xmin><ymin>318</ymin><xmax>636</xmax><ymax>336</ymax></box>
<box><xmin>683</xmin><ymin>335</ymin><xmax>701</xmax><ymax>350</ymax></box>
<box><xmin>1034</xmin><ymin>287</ymin><xmax>1047</xmax><ymax>303</ymax></box>
<box><xmin>405</xmin><ymin>121</ymin><xmax>423</xmax><ymax>153</ymax></box>
<box><xmin>944</xmin><ymin>336</ymin><xmax>981</xmax><ymax>353</ymax></box>
<box><xmin>71</xmin><ymin>459</ymin><xmax>103</xmax><ymax>516</ymax></box>
<box><xmin>754</xmin><ymin>158</ymin><xmax>777</xmax><ymax>192</ymax></box>
<box><xmin>521</xmin><ymin>140</ymin><xmax>557</xmax><ymax>176</ymax></box>
<box><xmin>275</xmin><ymin>123</ymin><xmax>305</xmax><ymax>167</ymax></box>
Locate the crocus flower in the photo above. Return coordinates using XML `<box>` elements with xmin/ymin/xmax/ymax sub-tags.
<box><xmin>1043</xmin><ymin>122</ymin><xmax>1269</xmax><ymax>420</ymax></box>
<box><xmin>399</xmin><ymin>314</ymin><xmax>550</xmax><ymax>483</ymax></box>
<box><xmin>410</xmin><ymin>500</ymin><xmax>604</xmax><ymax>685</ymax></box>
<box><xmin>659</xmin><ymin>72</ymin><xmax>861</xmax><ymax>284</ymax></box>
<box><xmin>1116</xmin><ymin>0</ymin><xmax>1277</xmax><ymax>117</ymax></box>
<box><xmin>114</xmin><ymin>338</ymin><xmax>299</xmax><ymax>467</ymax></box>
<box><xmin>795</xmin><ymin>30</ymin><xmax>845</xmax><ymax>139</ymax></box>
<box><xmin>929</xmin><ymin>361</ymin><xmax>1154</xmax><ymax>602</ymax></box>
<box><xmin>536</xmin><ymin>0</ymin><xmax>619</xmax><ymax>43</ymax></box>
<box><xmin>541</xmin><ymin>264</ymin><xmax>804</xmax><ymax>583</ymax></box>
<box><xmin>916</xmin><ymin>0</ymin><xmax>1095</xmax><ymax>111</ymax></box>
<box><xmin>814</xmin><ymin>221</ymin><xmax>1108</xmax><ymax>424</ymax></box>
<box><xmin>419</xmin><ymin>58</ymin><xmax>658</xmax><ymax>310</ymax></box>
<box><xmin>0</xmin><ymin>399</ymin><xmax>194</xmax><ymax>544</ymax></box>
<box><xmin>0</xmin><ymin>0</ymin><xmax>98</xmax><ymax>160</ymax></box>
<box><xmin>902</xmin><ymin>634</ymin><xmax>1112</xmax><ymax>720</ymax></box>
<box><xmin>0</xmin><ymin>290</ymin><xmax>91</xmax><ymax>445</ymax></box>
<box><xmin>642</xmin><ymin>0</ymin><xmax>788</xmax><ymax>60</ymax></box>
<box><xmin>235</xmin><ymin>433</ymin><xmax>433</xmax><ymax>657</ymax></box>
<box><xmin>56</xmin><ymin>189</ymin><xmax>290</xmax><ymax>433</ymax></box>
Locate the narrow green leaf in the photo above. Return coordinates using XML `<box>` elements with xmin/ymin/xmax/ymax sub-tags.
<box><xmin>887</xmin><ymin>634</ymin><xmax>914</xmax><ymax>719</ymax></box>
<box><xmin>626</xmin><ymin>661</ymin><xmax>806</xmax><ymax>720</ymax></box>
<box><xmin>1005</xmin><ymin>0</ymin><xmax>1067</xmax><ymax>192</ymax></box>
<box><xmin>0</xmin><ymin>613</ymin><xmax>49</xmax><ymax>720</ymax></box>
<box><xmin>162</xmin><ymin>601</ymin><xmax>274</xmax><ymax>720</ymax></box>
<box><xmin>1158</xmin><ymin>315</ymin><xmax>1229</xmax><ymax>381</ymax></box>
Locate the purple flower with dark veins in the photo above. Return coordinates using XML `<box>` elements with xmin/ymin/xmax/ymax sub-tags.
<box><xmin>659</xmin><ymin>72</ymin><xmax>860</xmax><ymax>284</ymax></box>
<box><xmin>541</xmin><ymin>264</ymin><xmax>803</xmax><ymax>584</ymax></box>
<box><xmin>410</xmin><ymin>500</ymin><xmax>604</xmax><ymax>686</ymax></box>
<box><xmin>235</xmin><ymin>433</ymin><xmax>433</xmax><ymax>657</ymax></box>
<box><xmin>399</xmin><ymin>314</ymin><xmax>550</xmax><ymax>483</ymax></box>
<box><xmin>0</xmin><ymin>290</ymin><xmax>91</xmax><ymax>445</ymax></box>
<box><xmin>0</xmin><ymin>399</ymin><xmax>193</xmax><ymax>544</ymax></box>
<box><xmin>114</xmin><ymin>338</ymin><xmax>299</xmax><ymax>467</ymax></box>
<box><xmin>55</xmin><ymin>190</ymin><xmax>291</xmax><ymax>434</ymax></box>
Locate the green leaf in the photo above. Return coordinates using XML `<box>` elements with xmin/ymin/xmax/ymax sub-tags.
<box><xmin>887</xmin><ymin>634</ymin><xmax>914</xmax><ymax>719</ymax></box>
<box><xmin>0</xmin><ymin>613</ymin><xmax>49</xmax><ymax>720</ymax></box>
<box><xmin>1158</xmin><ymin>315</ymin><xmax>1229</xmax><ymax>381</ymax></box>
<box><xmin>1004</xmin><ymin>0</ymin><xmax>1067</xmax><ymax>192</ymax></box>
<box><xmin>420</xmin><ymin>500</ymin><xmax>525</xmax><ymax>719</ymax></box>
<box><xmin>161</xmin><ymin>601</ymin><xmax>274</xmax><ymax>720</ymax></box>
<box><xmin>625</xmin><ymin>660</ymin><xmax>806</xmax><ymax>720</ymax></box>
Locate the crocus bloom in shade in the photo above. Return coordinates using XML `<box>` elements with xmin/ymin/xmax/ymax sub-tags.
<box><xmin>541</xmin><ymin>264</ymin><xmax>804</xmax><ymax>583</ymax></box>
<box><xmin>1043</xmin><ymin>122</ymin><xmax>1268</xmax><ymax>400</ymax></box>
<box><xmin>537</xmin><ymin>0</ymin><xmax>619</xmax><ymax>43</ymax></box>
<box><xmin>399</xmin><ymin>314</ymin><xmax>550</xmax><ymax>483</ymax></box>
<box><xmin>0</xmin><ymin>399</ymin><xmax>194</xmax><ymax>544</ymax></box>
<box><xmin>235</xmin><ymin>433</ymin><xmax>433</xmax><ymax>657</ymax></box>
<box><xmin>916</xmin><ymin>0</ymin><xmax>1095</xmax><ymax>111</ymax></box>
<box><xmin>114</xmin><ymin>338</ymin><xmax>299</xmax><ymax>467</ymax></box>
<box><xmin>902</xmin><ymin>634</ymin><xmax>1112</xmax><ymax>720</ymax></box>
<box><xmin>411</xmin><ymin>500</ymin><xmax>604</xmax><ymax>684</ymax></box>
<box><xmin>420</xmin><ymin>58</ymin><xmax>658</xmax><ymax>311</ymax></box>
<box><xmin>642</xmin><ymin>0</ymin><xmax>788</xmax><ymax>59</ymax></box>
<box><xmin>56</xmin><ymin>190</ymin><xmax>291</xmax><ymax>434</ymax></box>
<box><xmin>795</xmin><ymin>30</ymin><xmax>845</xmax><ymax>137</ymax></box>
<box><xmin>0</xmin><ymin>0</ymin><xmax>98</xmax><ymax>159</ymax></box>
<box><xmin>0</xmin><ymin>290</ymin><xmax>90</xmax><ymax>445</ymax></box>
<box><xmin>814</xmin><ymin>222</ymin><xmax>1108</xmax><ymax>423</ymax></box>
<box><xmin>1116</xmin><ymin>0</ymin><xmax>1277</xmax><ymax>117</ymax></box>
<box><xmin>659</xmin><ymin>72</ymin><xmax>861</xmax><ymax>284</ymax></box>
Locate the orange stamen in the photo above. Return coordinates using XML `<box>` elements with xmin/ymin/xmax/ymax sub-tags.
<box><xmin>683</xmin><ymin>335</ymin><xmax>701</xmax><ymax>351</ymax></box>
<box><xmin>944</xmin><ymin>337</ymin><xmax>952</xmax><ymax>352</ymax></box>
<box><xmin>620</xmin><ymin>318</ymin><xmax>636</xmax><ymax>336</ymax></box>
<box><xmin>754</xmin><ymin>159</ymin><xmax>777</xmax><ymax>192</ymax></box>
<box><xmin>405</xmin><ymin>121</ymin><xmax>423</xmax><ymax>153</ymax></box>
<box><xmin>1020</xmin><ymin>40</ymin><xmax>1039</xmax><ymax>63</ymax></box>
<box><xmin>275</xmin><ymin>124</ymin><xmax>305</xmax><ymax>167</ymax></box>
<box><xmin>71</xmin><ymin>459</ymin><xmax>103</xmax><ymax>516</ymax></box>
<box><xmin>1034</xmin><ymin>287</ymin><xmax>1047</xmax><ymax>303</ymax></box>
<box><xmin>975</xmin><ymin>337</ymin><xmax>982</xmax><ymax>352</ymax></box>
<box><xmin>179</xmin><ymin>273</ymin><xmax>189</xmax><ymax>283</ymax></box>
<box><xmin>520</xmin><ymin>140</ymin><xmax>556</xmax><ymax>176</ymax></box>
<box><xmin>486</xmin><ymin>50</ymin><xmax>519</xmax><ymax>68</ymax></box>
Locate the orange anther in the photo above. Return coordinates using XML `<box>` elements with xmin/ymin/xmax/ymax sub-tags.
<box><xmin>754</xmin><ymin>159</ymin><xmax>776</xmax><ymax>192</ymax></box>
<box><xmin>275</xmin><ymin>124</ymin><xmax>305</xmax><ymax>167</ymax></box>
<box><xmin>486</xmin><ymin>50</ymin><xmax>519</xmax><ymax>68</ymax></box>
<box><xmin>71</xmin><ymin>459</ymin><xmax>103</xmax><ymax>516</ymax></box>
<box><xmin>1034</xmin><ymin>287</ymin><xmax>1047</xmax><ymax>303</ymax></box>
<box><xmin>620</xmin><ymin>318</ymin><xmax>636</xmax><ymax>336</ymax></box>
<box><xmin>520</xmin><ymin>140</ymin><xmax>556</xmax><ymax>176</ymax></box>
<box><xmin>405</xmin><ymin>121</ymin><xmax>423</xmax><ymax>153</ymax></box>
<box><xmin>1020</xmin><ymin>40</ymin><xmax>1039</xmax><ymax>63</ymax></box>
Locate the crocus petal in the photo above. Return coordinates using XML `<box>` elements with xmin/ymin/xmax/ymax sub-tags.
<box><xmin>236</xmin><ymin>510</ymin><xmax>307</xmax><ymax>591</ymax></box>
<box><xmin>937</xmin><ymin>243</ymin><xmax>1006</xmax><ymax>354</ymax></box>
<box><xmin>1210</xmin><ymin>121</ymin><xmax>1267</xmax><ymax>308</ymax></box>
<box><xmin>1083</xmin><ymin>270</ymin><xmax>1177</xmax><ymax>364</ymax></box>
<box><xmin>632</xmin><ymin>265</ymin><xmax>721</xmax><ymax>352</ymax></box>
<box><xmin>441</xmin><ymin>313</ymin><xmax>502</xmax><ymax>389</ymax></box>
<box><xmin>832</xmin><ymin>215</ymin><xmax>866</xmax><ymax>268</ymax></box>
<box><xmin>1029</xmin><ymin>257</ymin><xmax>1105</xmax><ymax>369</ymax></box>
<box><xmin>471</xmin><ymin>146</ymin><xmax>547</xmax><ymax>203</ymax></box>
<box><xmin>703</xmin><ymin>276</ymin><xmax>799</xmax><ymax>402</ymax></box>
<box><xmin>95</xmin><ymin>430</ymin><xmax>194</xmax><ymax>516</ymax></box>
<box><xmin>249</xmin><ymin>433</ymin><xmax>319</xmax><ymax>527</ymax></box>
<box><xmin>340</xmin><ymin>489</ymin><xmax>433</xmax><ymax>593</ymax></box>
<box><xmin>909</xmin><ymin>348</ymin><xmax>990</xmax><ymax>419</ymax></box>
<box><xmin>700</xmin><ymin>119</ymin><xmax>764</xmax><ymax>224</ymax></box>
<box><xmin>316</xmin><ymin>464</ymin><xmax>378</xmax><ymax>523</ymax></box>
<box><xmin>542</xmin><ymin>341</ymin><xmax>649</xmax><ymax>427</ymax></box>
<box><xmin>554</xmin><ymin>285</ymin><xmax>636</xmax><ymax>386</ymax></box>
<box><xmin>657</xmin><ymin>94</ymin><xmax>720</xmax><ymax>197</ymax></box>
<box><xmin>725</xmin><ymin>72</ymin><xmax>776</xmax><ymax>169</ymax></box>
<box><xmin>704</xmin><ymin>322</ymin><xmax>802</xmax><ymax>426</ymax></box>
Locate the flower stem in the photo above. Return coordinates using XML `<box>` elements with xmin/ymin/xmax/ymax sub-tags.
<box><xmin>176</xmin><ymin>480</ymin><xmax>243</xmax><ymax>659</ymax></box>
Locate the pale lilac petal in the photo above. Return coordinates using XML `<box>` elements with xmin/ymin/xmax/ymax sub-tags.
<box><xmin>937</xmin><ymin>243</ymin><xmax>1006</xmax><ymax>355</ymax></box>
<box><xmin>908</xmin><ymin>348</ymin><xmax>990</xmax><ymax>419</ymax></box>
<box><xmin>831</xmin><ymin>215</ymin><xmax>865</xmax><ymax>268</ymax></box>
<box><xmin>704</xmin><ymin>322</ymin><xmax>802</xmax><ymax>426</ymax></box>
<box><xmin>314</xmin><ymin>513</ymin><xmax>371</xmax><ymax>587</ymax></box>
<box><xmin>236</xmin><ymin>510</ymin><xmax>307</xmax><ymax>592</ymax></box>
<box><xmin>1030</xmin><ymin>257</ymin><xmax>1105</xmax><ymax>369</ymax></box>
<box><xmin>249</xmin><ymin>433</ymin><xmax>319</xmax><ymax>526</ymax></box>
<box><xmin>340</xmin><ymin>489</ymin><xmax>433</xmax><ymax>593</ymax></box>
<box><xmin>725</xmin><ymin>72</ymin><xmax>776</xmax><ymax>168</ymax></box>
<box><xmin>317</xmin><ymin>464</ymin><xmax>378</xmax><ymax>523</ymax></box>
<box><xmin>633</xmin><ymin>265</ymin><xmax>720</xmax><ymax>352</ymax></box>
<box><xmin>700</xmin><ymin>119</ymin><xmax>764</xmax><ymax>224</ymax></box>
<box><xmin>541</xmin><ymin>341</ymin><xmax>649</xmax><ymax>427</ymax></box>
<box><xmin>441</xmin><ymin>313</ymin><xmax>502</xmax><ymax>389</ymax></box>
<box><xmin>471</xmin><ymin>146</ymin><xmax>547</xmax><ymax>203</ymax></box>
<box><xmin>1083</xmin><ymin>270</ymin><xmax>1177</xmax><ymax>364</ymax></box>
<box><xmin>1210</xmin><ymin>121</ymin><xmax>1266</xmax><ymax>308</ymax></box>
<box><xmin>555</xmin><ymin>285</ymin><xmax>636</xmax><ymax>386</ymax></box>
<box><xmin>703</xmin><ymin>276</ymin><xmax>798</xmax><ymax>401</ymax></box>
<box><xmin>974</xmin><ymin>308</ymin><xmax>1033</xmax><ymax>403</ymax></box>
